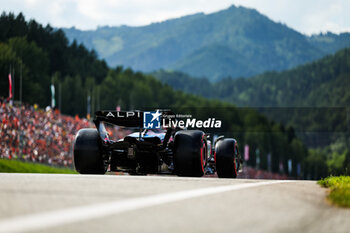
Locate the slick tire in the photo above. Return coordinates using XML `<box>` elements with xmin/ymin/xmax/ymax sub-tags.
<box><xmin>174</xmin><ymin>130</ymin><xmax>206</xmax><ymax>177</ymax></box>
<box><xmin>73</xmin><ymin>128</ymin><xmax>106</xmax><ymax>174</ymax></box>
<box><xmin>215</xmin><ymin>138</ymin><xmax>238</xmax><ymax>178</ymax></box>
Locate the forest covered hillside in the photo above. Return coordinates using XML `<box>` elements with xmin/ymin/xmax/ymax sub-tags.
<box><xmin>154</xmin><ymin>47</ymin><xmax>350</xmax><ymax>108</ymax></box>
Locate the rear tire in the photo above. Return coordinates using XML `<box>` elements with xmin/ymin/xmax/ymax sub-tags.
<box><xmin>215</xmin><ymin>138</ymin><xmax>238</xmax><ymax>178</ymax></box>
<box><xmin>173</xmin><ymin>130</ymin><xmax>206</xmax><ymax>177</ymax></box>
<box><xmin>73</xmin><ymin>128</ymin><xmax>106</xmax><ymax>174</ymax></box>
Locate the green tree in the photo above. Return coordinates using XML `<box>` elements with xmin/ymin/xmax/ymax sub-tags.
<box><xmin>0</xmin><ymin>43</ymin><xmax>21</xmax><ymax>98</ymax></box>
<box><xmin>8</xmin><ymin>37</ymin><xmax>50</xmax><ymax>105</ymax></box>
<box><xmin>343</xmin><ymin>150</ymin><xmax>350</xmax><ymax>175</ymax></box>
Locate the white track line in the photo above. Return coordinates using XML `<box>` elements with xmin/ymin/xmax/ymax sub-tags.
<box><xmin>0</xmin><ymin>180</ymin><xmax>290</xmax><ymax>233</ymax></box>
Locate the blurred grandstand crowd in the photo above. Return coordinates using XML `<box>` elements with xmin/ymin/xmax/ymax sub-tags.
<box><xmin>0</xmin><ymin>98</ymin><xmax>91</xmax><ymax>167</ymax></box>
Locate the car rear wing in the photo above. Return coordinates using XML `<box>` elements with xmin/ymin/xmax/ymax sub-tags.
<box><xmin>94</xmin><ymin>110</ymin><xmax>175</xmax><ymax>127</ymax></box>
<box><xmin>94</xmin><ymin>110</ymin><xmax>177</xmax><ymax>146</ymax></box>
<box><xmin>94</xmin><ymin>111</ymin><xmax>143</xmax><ymax>128</ymax></box>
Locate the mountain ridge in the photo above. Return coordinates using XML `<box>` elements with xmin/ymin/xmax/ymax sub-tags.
<box><xmin>63</xmin><ymin>5</ymin><xmax>350</xmax><ymax>81</ymax></box>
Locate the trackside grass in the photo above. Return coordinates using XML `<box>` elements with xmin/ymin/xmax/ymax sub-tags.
<box><xmin>318</xmin><ymin>176</ymin><xmax>350</xmax><ymax>207</ymax></box>
<box><xmin>0</xmin><ymin>159</ymin><xmax>77</xmax><ymax>174</ymax></box>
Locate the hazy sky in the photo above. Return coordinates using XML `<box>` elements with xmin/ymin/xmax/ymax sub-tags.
<box><xmin>1</xmin><ymin>0</ymin><xmax>350</xmax><ymax>35</ymax></box>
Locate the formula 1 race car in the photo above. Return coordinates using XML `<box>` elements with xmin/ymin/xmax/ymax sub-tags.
<box><xmin>73</xmin><ymin>110</ymin><xmax>241</xmax><ymax>178</ymax></box>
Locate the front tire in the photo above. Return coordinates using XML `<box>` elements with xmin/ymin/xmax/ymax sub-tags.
<box><xmin>173</xmin><ymin>130</ymin><xmax>206</xmax><ymax>177</ymax></box>
<box><xmin>215</xmin><ymin>138</ymin><xmax>238</xmax><ymax>178</ymax></box>
<box><xmin>73</xmin><ymin>128</ymin><xmax>106</xmax><ymax>174</ymax></box>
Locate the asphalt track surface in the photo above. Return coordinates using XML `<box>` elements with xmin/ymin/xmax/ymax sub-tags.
<box><xmin>0</xmin><ymin>173</ymin><xmax>350</xmax><ymax>233</ymax></box>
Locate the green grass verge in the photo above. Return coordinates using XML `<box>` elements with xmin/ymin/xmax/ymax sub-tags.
<box><xmin>0</xmin><ymin>159</ymin><xmax>77</xmax><ymax>174</ymax></box>
<box><xmin>318</xmin><ymin>176</ymin><xmax>350</xmax><ymax>207</ymax></box>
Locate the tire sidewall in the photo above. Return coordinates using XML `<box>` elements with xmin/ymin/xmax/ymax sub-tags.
<box><xmin>73</xmin><ymin>128</ymin><xmax>105</xmax><ymax>174</ymax></box>
<box><xmin>173</xmin><ymin>130</ymin><xmax>205</xmax><ymax>177</ymax></box>
<box><xmin>215</xmin><ymin>138</ymin><xmax>237</xmax><ymax>178</ymax></box>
